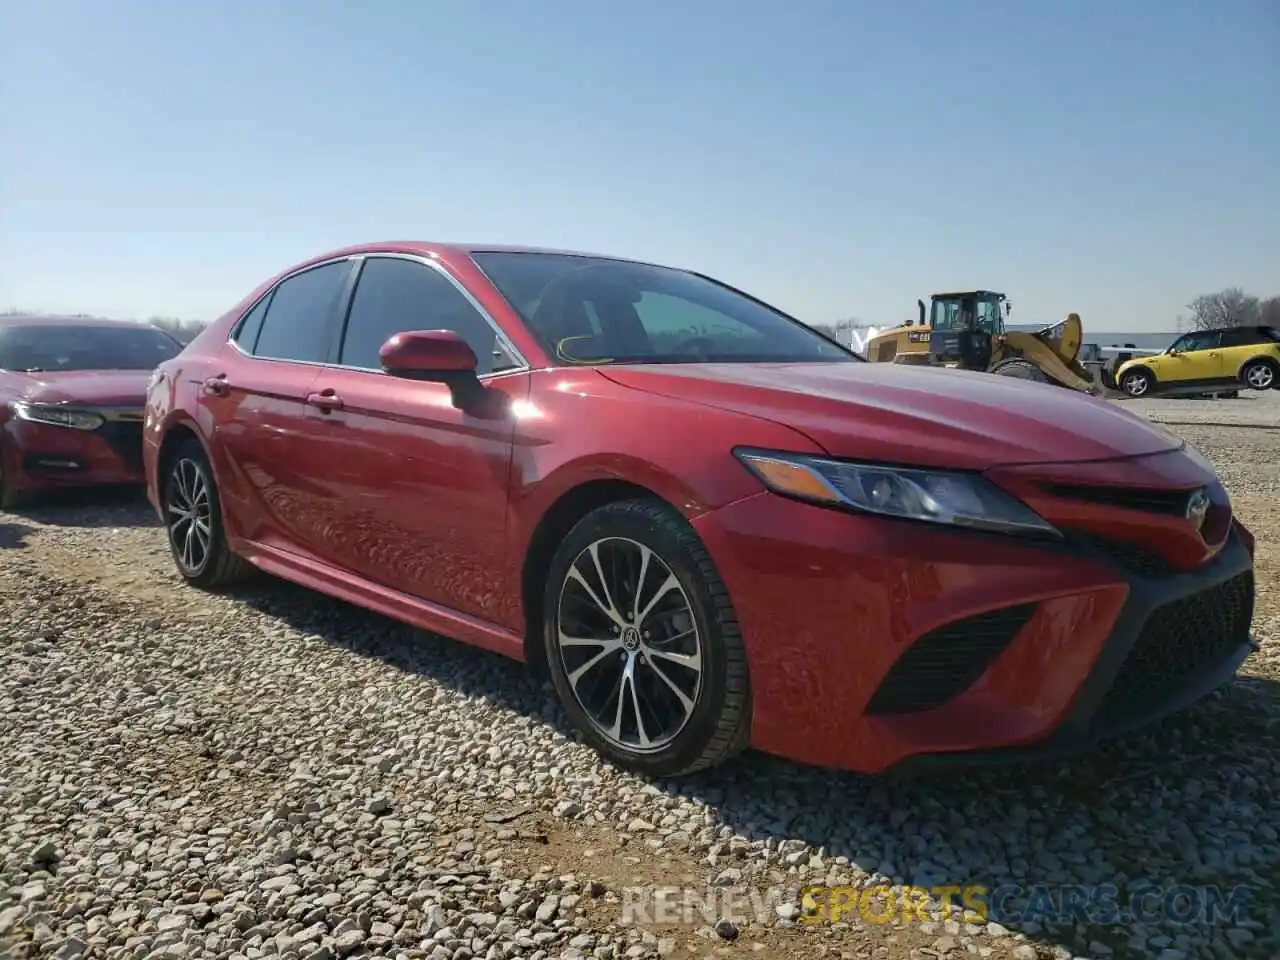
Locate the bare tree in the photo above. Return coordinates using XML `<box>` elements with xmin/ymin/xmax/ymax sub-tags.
<box><xmin>1261</xmin><ymin>296</ymin><xmax>1280</xmax><ymax>328</ymax></box>
<box><xmin>146</xmin><ymin>316</ymin><xmax>208</xmax><ymax>343</ymax></box>
<box><xmin>1184</xmin><ymin>288</ymin><xmax>1261</xmax><ymax>331</ymax></box>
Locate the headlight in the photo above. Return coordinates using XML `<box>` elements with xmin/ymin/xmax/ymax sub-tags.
<box><xmin>10</xmin><ymin>401</ymin><xmax>105</xmax><ymax>431</ymax></box>
<box><xmin>734</xmin><ymin>448</ymin><xmax>1059</xmax><ymax>537</ymax></box>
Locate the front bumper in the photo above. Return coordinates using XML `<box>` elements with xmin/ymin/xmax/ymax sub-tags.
<box><xmin>2</xmin><ymin>412</ymin><xmax>146</xmax><ymax>494</ymax></box>
<box><xmin>894</xmin><ymin>528</ymin><xmax>1255</xmax><ymax>771</ymax></box>
<box><xmin>692</xmin><ymin>491</ymin><xmax>1255</xmax><ymax>774</ymax></box>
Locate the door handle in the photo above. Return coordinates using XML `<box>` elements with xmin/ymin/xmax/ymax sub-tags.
<box><xmin>306</xmin><ymin>391</ymin><xmax>344</xmax><ymax>412</ymax></box>
<box><xmin>203</xmin><ymin>375</ymin><xmax>230</xmax><ymax>396</ymax></box>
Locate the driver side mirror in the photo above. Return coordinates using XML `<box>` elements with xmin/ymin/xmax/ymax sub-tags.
<box><xmin>380</xmin><ymin>330</ymin><xmax>492</xmax><ymax>411</ymax></box>
<box><xmin>380</xmin><ymin>329</ymin><xmax>478</xmax><ymax>378</ymax></box>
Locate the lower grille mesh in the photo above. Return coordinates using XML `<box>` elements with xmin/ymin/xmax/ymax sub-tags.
<box><xmin>1096</xmin><ymin>572</ymin><xmax>1253</xmax><ymax>726</ymax></box>
<box><xmin>866</xmin><ymin>604</ymin><xmax>1036</xmax><ymax>715</ymax></box>
<box><xmin>1071</xmin><ymin>532</ymin><xmax>1175</xmax><ymax>578</ymax></box>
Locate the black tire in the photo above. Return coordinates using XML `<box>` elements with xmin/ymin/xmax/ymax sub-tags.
<box><xmin>161</xmin><ymin>438</ymin><xmax>252</xmax><ymax>589</ymax></box>
<box><xmin>1120</xmin><ymin>368</ymin><xmax>1154</xmax><ymax>397</ymax></box>
<box><xmin>1240</xmin><ymin>359</ymin><xmax>1276</xmax><ymax>391</ymax></box>
<box><xmin>542</xmin><ymin>498</ymin><xmax>751</xmax><ymax>777</ymax></box>
<box><xmin>990</xmin><ymin>358</ymin><xmax>1050</xmax><ymax>383</ymax></box>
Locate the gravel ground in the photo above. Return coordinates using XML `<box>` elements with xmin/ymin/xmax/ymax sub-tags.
<box><xmin>1</xmin><ymin>399</ymin><xmax>1278</xmax><ymax>960</ymax></box>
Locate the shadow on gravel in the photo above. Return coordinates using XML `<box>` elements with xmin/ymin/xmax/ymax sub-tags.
<box><xmin>230</xmin><ymin>575</ymin><xmax>1279</xmax><ymax>959</ymax></box>
<box><xmin>9</xmin><ymin>485</ymin><xmax>159</xmax><ymax>528</ymax></box>
<box><xmin>0</xmin><ymin>520</ymin><xmax>36</xmax><ymax>549</ymax></box>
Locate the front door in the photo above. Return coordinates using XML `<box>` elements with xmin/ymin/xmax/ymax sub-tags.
<box><xmin>302</xmin><ymin>254</ymin><xmax>527</xmax><ymax>624</ymax></box>
<box><xmin>1159</xmin><ymin>330</ymin><xmax>1224</xmax><ymax>384</ymax></box>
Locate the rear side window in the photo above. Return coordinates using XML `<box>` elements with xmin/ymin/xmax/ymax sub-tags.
<box><xmin>253</xmin><ymin>261</ymin><xmax>350</xmax><ymax>363</ymax></box>
<box><xmin>232</xmin><ymin>293</ymin><xmax>273</xmax><ymax>352</ymax></box>
<box><xmin>338</xmin><ymin>256</ymin><xmax>516</xmax><ymax>375</ymax></box>
<box><xmin>1221</xmin><ymin>327</ymin><xmax>1273</xmax><ymax>348</ymax></box>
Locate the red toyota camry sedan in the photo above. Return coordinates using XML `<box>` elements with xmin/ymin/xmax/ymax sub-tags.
<box><xmin>1</xmin><ymin>315</ymin><xmax>184</xmax><ymax>508</ymax></box>
<box><xmin>142</xmin><ymin>242</ymin><xmax>1256</xmax><ymax>776</ymax></box>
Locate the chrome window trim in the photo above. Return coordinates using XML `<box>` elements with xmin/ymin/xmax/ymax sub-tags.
<box><xmin>224</xmin><ymin>251</ymin><xmax>530</xmax><ymax>379</ymax></box>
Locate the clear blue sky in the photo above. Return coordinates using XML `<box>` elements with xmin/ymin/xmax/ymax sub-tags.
<box><xmin>1</xmin><ymin>0</ymin><xmax>1276</xmax><ymax>331</ymax></box>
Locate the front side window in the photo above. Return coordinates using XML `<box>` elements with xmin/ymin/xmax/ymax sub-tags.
<box><xmin>472</xmin><ymin>252</ymin><xmax>854</xmax><ymax>365</ymax></box>
<box><xmin>338</xmin><ymin>256</ymin><xmax>517</xmax><ymax>374</ymax></box>
<box><xmin>1171</xmin><ymin>331</ymin><xmax>1219</xmax><ymax>353</ymax></box>
<box><xmin>252</xmin><ymin>260</ymin><xmax>350</xmax><ymax>363</ymax></box>
<box><xmin>0</xmin><ymin>324</ymin><xmax>183</xmax><ymax>372</ymax></box>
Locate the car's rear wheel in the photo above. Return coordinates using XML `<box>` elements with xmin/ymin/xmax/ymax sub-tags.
<box><xmin>1241</xmin><ymin>359</ymin><xmax>1275</xmax><ymax>390</ymax></box>
<box><xmin>1120</xmin><ymin>369</ymin><xmax>1153</xmax><ymax>397</ymax></box>
<box><xmin>542</xmin><ymin>499</ymin><xmax>750</xmax><ymax>777</ymax></box>
<box><xmin>162</xmin><ymin>439</ymin><xmax>252</xmax><ymax>589</ymax></box>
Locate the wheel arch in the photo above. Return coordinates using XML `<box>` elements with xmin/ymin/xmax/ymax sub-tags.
<box><xmin>520</xmin><ymin>478</ymin><xmax>676</xmax><ymax>677</ymax></box>
<box><xmin>156</xmin><ymin>419</ymin><xmax>207</xmax><ymax>479</ymax></box>
<box><xmin>1238</xmin><ymin>354</ymin><xmax>1279</xmax><ymax>381</ymax></box>
<box><xmin>1120</xmin><ymin>363</ymin><xmax>1156</xmax><ymax>384</ymax></box>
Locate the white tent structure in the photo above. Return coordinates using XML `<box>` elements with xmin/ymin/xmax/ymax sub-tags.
<box><xmin>848</xmin><ymin>325</ymin><xmax>884</xmax><ymax>357</ymax></box>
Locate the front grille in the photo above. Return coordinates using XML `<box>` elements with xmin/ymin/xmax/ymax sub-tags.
<box><xmin>1069</xmin><ymin>531</ymin><xmax>1175</xmax><ymax>579</ymax></box>
<box><xmin>1042</xmin><ymin>483</ymin><xmax>1193</xmax><ymax>516</ymax></box>
<box><xmin>865</xmin><ymin>604</ymin><xmax>1037</xmax><ymax>715</ymax></box>
<box><xmin>1095</xmin><ymin>572</ymin><xmax>1254</xmax><ymax>726</ymax></box>
<box><xmin>99</xmin><ymin>421</ymin><xmax>145</xmax><ymax>472</ymax></box>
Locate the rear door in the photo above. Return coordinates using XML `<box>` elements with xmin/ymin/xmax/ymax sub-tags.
<box><xmin>301</xmin><ymin>253</ymin><xmax>528</xmax><ymax>623</ymax></box>
<box><xmin>201</xmin><ymin>258</ymin><xmax>358</xmax><ymax>555</ymax></box>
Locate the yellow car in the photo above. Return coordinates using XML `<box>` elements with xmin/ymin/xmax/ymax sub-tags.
<box><xmin>1116</xmin><ymin>325</ymin><xmax>1279</xmax><ymax>397</ymax></box>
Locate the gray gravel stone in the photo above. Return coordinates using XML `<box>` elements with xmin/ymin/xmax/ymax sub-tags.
<box><xmin>0</xmin><ymin>412</ymin><xmax>1276</xmax><ymax>960</ymax></box>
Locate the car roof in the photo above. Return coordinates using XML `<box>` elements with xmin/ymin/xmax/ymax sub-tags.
<box><xmin>287</xmin><ymin>240</ymin><xmax>674</xmax><ymax>273</ymax></box>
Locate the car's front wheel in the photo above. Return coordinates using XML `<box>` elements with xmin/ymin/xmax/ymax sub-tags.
<box><xmin>162</xmin><ymin>438</ymin><xmax>252</xmax><ymax>589</ymax></box>
<box><xmin>542</xmin><ymin>499</ymin><xmax>751</xmax><ymax>777</ymax></box>
<box><xmin>1120</xmin><ymin>369</ymin><xmax>1153</xmax><ymax>397</ymax></box>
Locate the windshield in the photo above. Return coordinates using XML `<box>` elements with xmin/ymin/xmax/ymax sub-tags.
<box><xmin>471</xmin><ymin>252</ymin><xmax>857</xmax><ymax>365</ymax></box>
<box><xmin>930</xmin><ymin>296</ymin><xmax>1003</xmax><ymax>333</ymax></box>
<box><xmin>0</xmin><ymin>324</ymin><xmax>183</xmax><ymax>372</ymax></box>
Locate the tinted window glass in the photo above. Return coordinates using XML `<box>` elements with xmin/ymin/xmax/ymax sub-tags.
<box><xmin>1265</xmin><ymin>327</ymin><xmax>1280</xmax><ymax>343</ymax></box>
<box><xmin>253</xmin><ymin>261</ymin><xmax>349</xmax><ymax>362</ymax></box>
<box><xmin>472</xmin><ymin>251</ymin><xmax>854</xmax><ymax>365</ymax></box>
<box><xmin>339</xmin><ymin>256</ymin><xmax>514</xmax><ymax>375</ymax></box>
<box><xmin>0</xmin><ymin>324</ymin><xmax>182</xmax><ymax>372</ymax></box>
<box><xmin>1172</xmin><ymin>331</ymin><xmax>1219</xmax><ymax>352</ymax></box>
<box><xmin>1218</xmin><ymin>327</ymin><xmax>1269</xmax><ymax>350</ymax></box>
<box><xmin>232</xmin><ymin>293</ymin><xmax>272</xmax><ymax>351</ymax></box>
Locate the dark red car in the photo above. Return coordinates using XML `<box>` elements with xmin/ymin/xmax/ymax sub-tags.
<box><xmin>142</xmin><ymin>243</ymin><xmax>1257</xmax><ymax>776</ymax></box>
<box><xmin>1</xmin><ymin>315</ymin><xmax>184</xmax><ymax>508</ymax></box>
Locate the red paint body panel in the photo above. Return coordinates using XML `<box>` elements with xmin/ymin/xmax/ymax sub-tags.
<box><xmin>1</xmin><ymin>337</ymin><xmax>160</xmax><ymax>496</ymax></box>
<box><xmin>142</xmin><ymin>240</ymin><xmax>1257</xmax><ymax>774</ymax></box>
<box><xmin>597</xmin><ymin>362</ymin><xmax>1183</xmax><ymax>469</ymax></box>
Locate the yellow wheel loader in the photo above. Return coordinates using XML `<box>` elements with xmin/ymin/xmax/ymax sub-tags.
<box><xmin>865</xmin><ymin>290</ymin><xmax>1102</xmax><ymax>394</ymax></box>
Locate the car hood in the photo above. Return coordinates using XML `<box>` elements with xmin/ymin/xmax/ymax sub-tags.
<box><xmin>0</xmin><ymin>369</ymin><xmax>152</xmax><ymax>407</ymax></box>
<box><xmin>597</xmin><ymin>361</ymin><xmax>1184</xmax><ymax>470</ymax></box>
